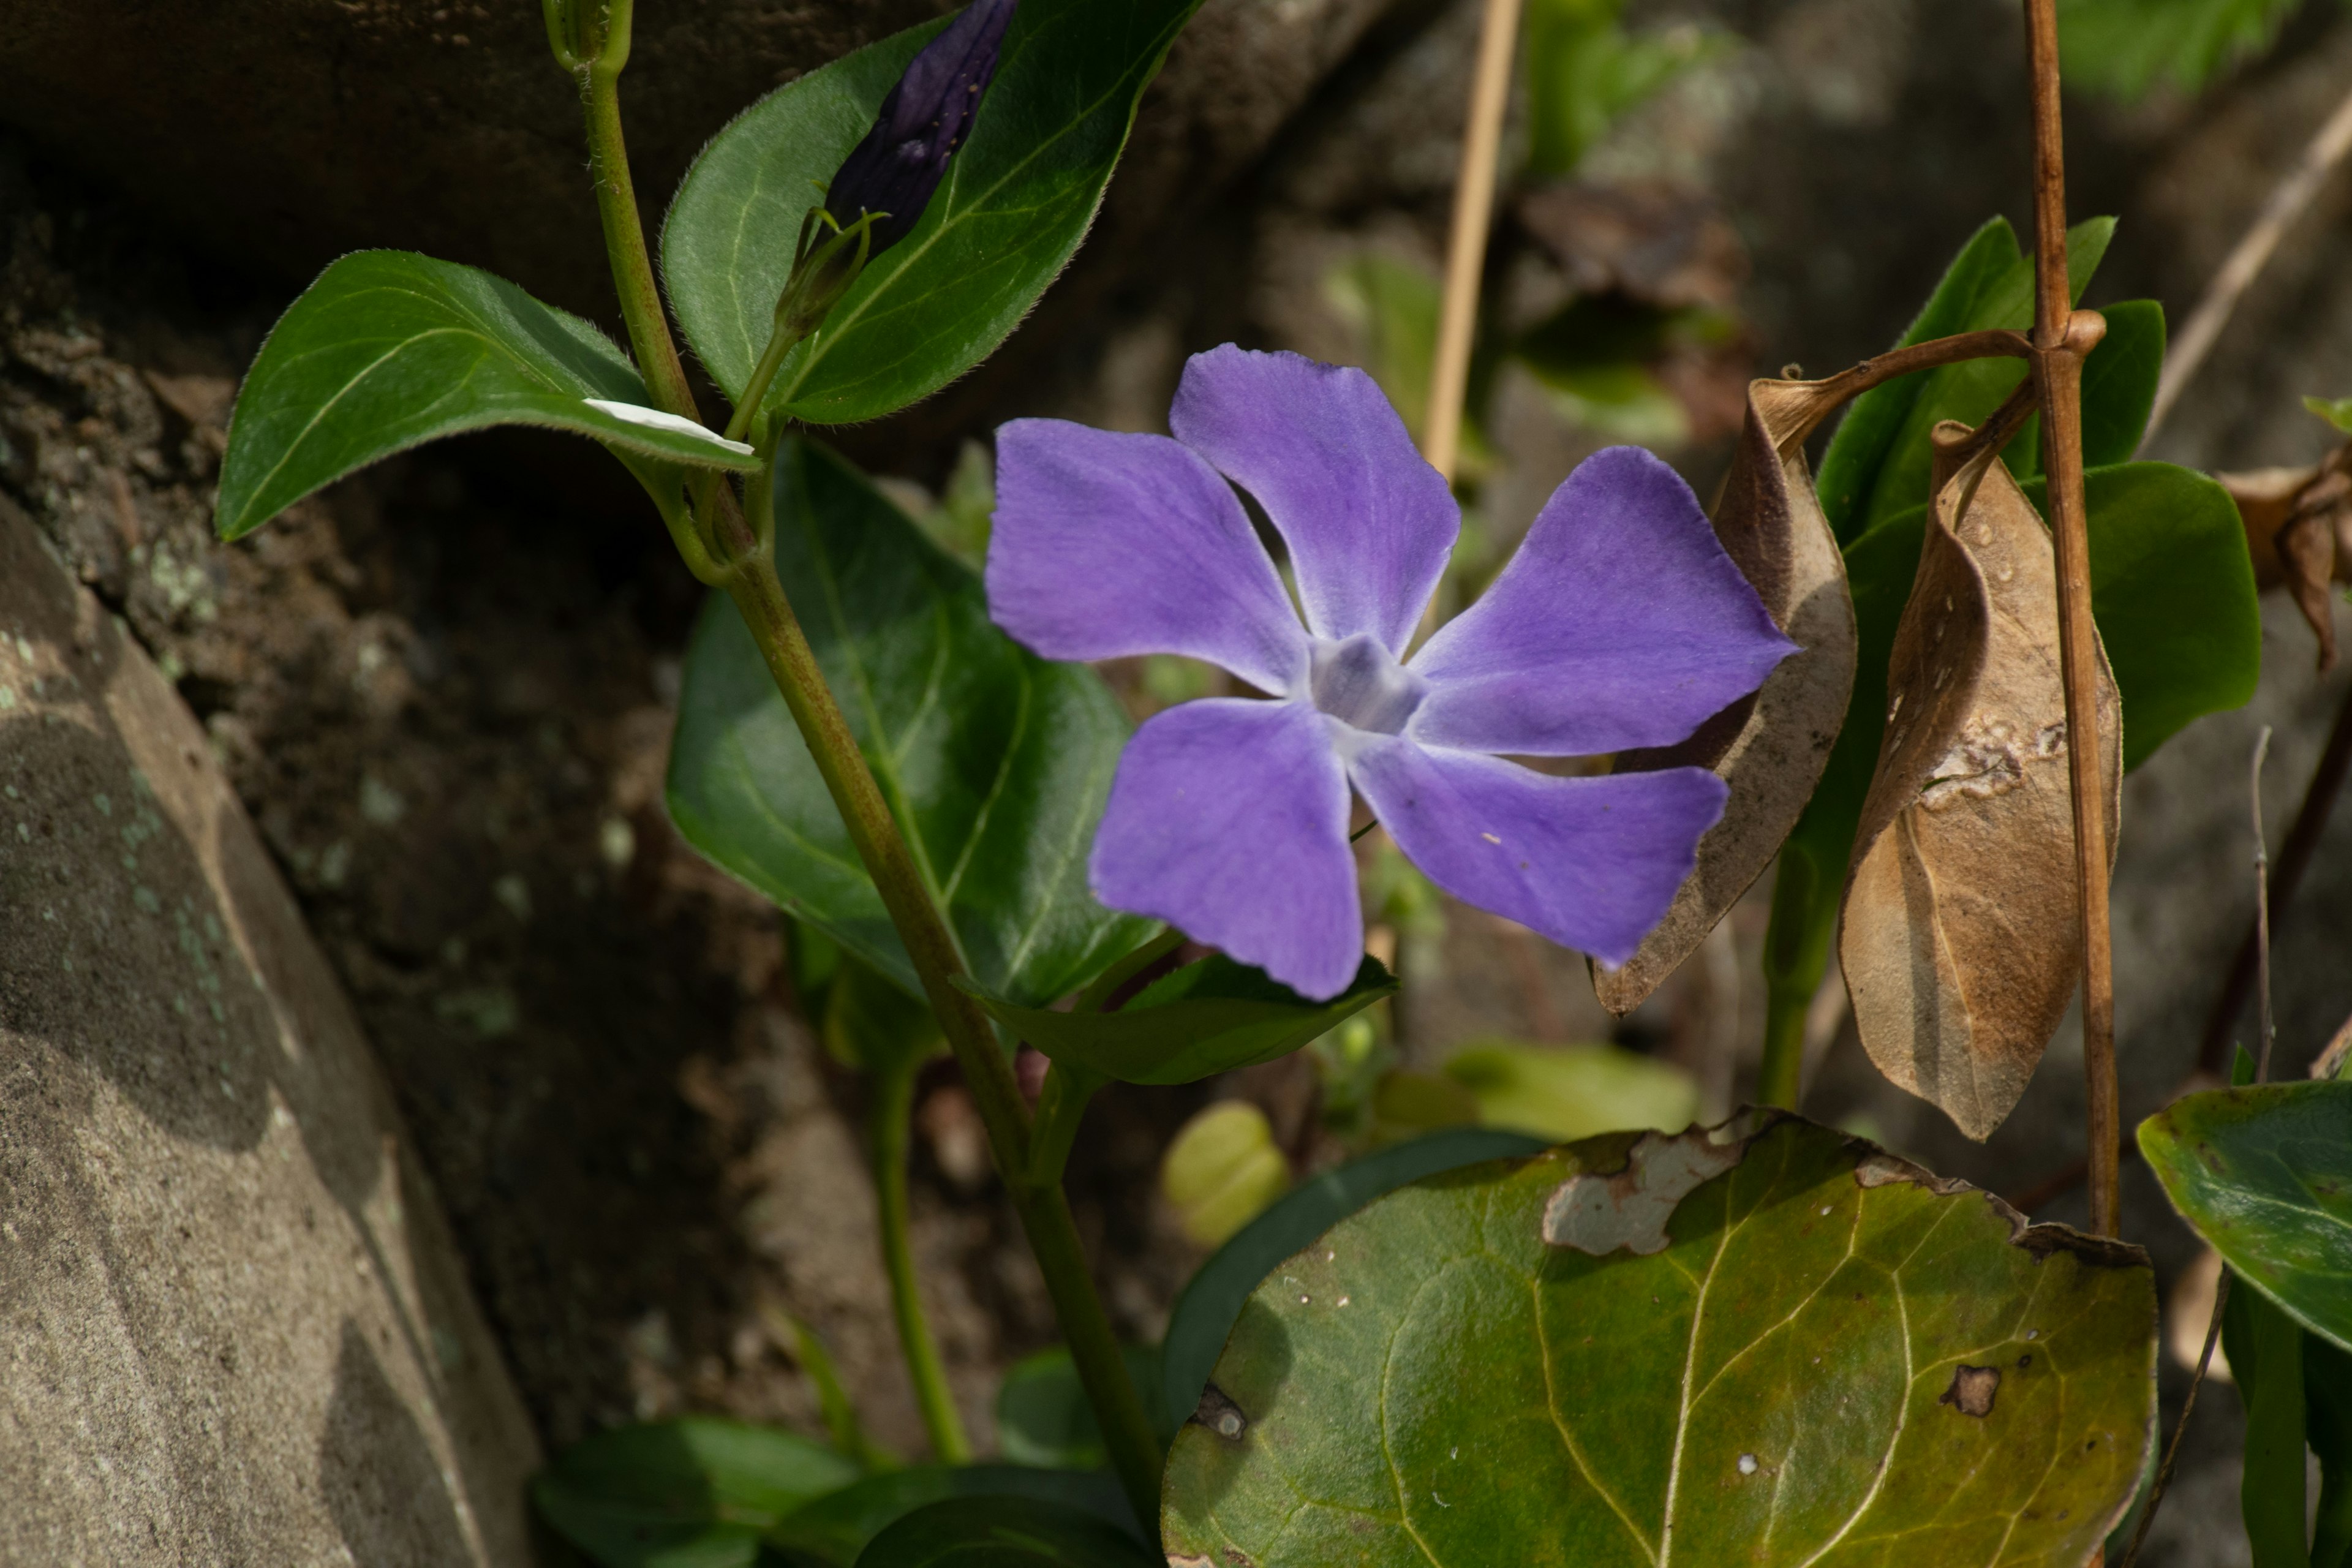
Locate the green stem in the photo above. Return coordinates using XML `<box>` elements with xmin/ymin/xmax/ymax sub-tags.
<box><xmin>720</xmin><ymin>548</ymin><xmax>1163</xmax><ymax>1525</ymax></box>
<box><xmin>1757</xmin><ymin>976</ymin><xmax>1809</xmax><ymax>1111</ymax></box>
<box><xmin>1755</xmin><ymin>840</ymin><xmax>1834</xmax><ymax>1110</ymax></box>
<box><xmin>872</xmin><ymin>1057</ymin><xmax>971</xmax><ymax>1463</ymax></box>
<box><xmin>572</xmin><ymin>0</ymin><xmax>699</xmax><ymax>423</ymax></box>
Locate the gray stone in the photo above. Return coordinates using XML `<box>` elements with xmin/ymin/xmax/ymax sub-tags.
<box><xmin>0</xmin><ymin>497</ymin><xmax>540</xmax><ymax>1567</ymax></box>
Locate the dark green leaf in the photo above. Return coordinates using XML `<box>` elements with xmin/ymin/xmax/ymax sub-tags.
<box><xmin>1849</xmin><ymin>218</ymin><xmax>2113</xmax><ymax>536</ymax></box>
<box><xmin>1161</xmin><ymin>1116</ymin><xmax>2156</xmax><ymax>1566</ymax></box>
<box><xmin>995</xmin><ymin>1345</ymin><xmax>1162</xmax><ymax>1469</ymax></box>
<box><xmin>961</xmin><ymin>955</ymin><xmax>1394</xmax><ymax>1087</ymax></box>
<box><xmin>767</xmin><ymin>1466</ymin><xmax>1134</xmax><ymax>1567</ymax></box>
<box><xmin>533</xmin><ymin>1418</ymin><xmax>859</xmax><ymax>1568</ymax></box>
<box><xmin>666</xmin><ymin>439</ymin><xmax>1152</xmax><ymax>1007</ymax></box>
<box><xmin>218</xmin><ymin>251</ymin><xmax>753</xmax><ymax>540</ymax></box>
<box><xmin>1158</xmin><ymin>1126</ymin><xmax>1547</xmax><ymax>1436</ymax></box>
<box><xmin>662</xmin><ymin>0</ymin><xmax>1203</xmax><ymax>428</ymax></box>
<box><xmin>823</xmin><ymin>949</ymin><xmax>943</xmax><ymax>1074</ymax></box>
<box><xmin>850</xmin><ymin>1496</ymin><xmax>1156</xmax><ymax>1568</ymax></box>
<box><xmin>1441</xmin><ymin>1041</ymin><xmax>1698</xmax><ymax>1143</ymax></box>
<box><xmin>2141</xmin><ymin>1084</ymin><xmax>2352</xmax><ymax>1351</ymax></box>
<box><xmin>1815</xmin><ymin>216</ymin><xmax>2020</xmax><ymax>540</ymax></box>
<box><xmin>2058</xmin><ymin>0</ymin><xmax>2300</xmax><ymax>101</ymax></box>
<box><xmin>2224</xmin><ymin>1273</ymin><xmax>2313</xmax><ymax>1568</ymax></box>
<box><xmin>2079</xmin><ymin>299</ymin><xmax>2166</xmax><ymax>468</ymax></box>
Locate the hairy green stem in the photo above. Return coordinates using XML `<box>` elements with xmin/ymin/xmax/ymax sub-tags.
<box><xmin>872</xmin><ymin>1057</ymin><xmax>971</xmax><ymax>1463</ymax></box>
<box><xmin>571</xmin><ymin>0</ymin><xmax>699</xmax><ymax>423</ymax></box>
<box><xmin>720</xmin><ymin>546</ymin><xmax>1163</xmax><ymax>1523</ymax></box>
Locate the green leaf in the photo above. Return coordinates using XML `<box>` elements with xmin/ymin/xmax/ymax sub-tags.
<box><xmin>962</xmin><ymin>955</ymin><xmax>1395</xmax><ymax>1087</ymax></box>
<box><xmin>1816</xmin><ymin>217</ymin><xmax>2020</xmax><ymax>540</ymax></box>
<box><xmin>533</xmin><ymin>1418</ymin><xmax>860</xmax><ymax>1568</ymax></box>
<box><xmin>1439</xmin><ymin>1041</ymin><xmax>1698</xmax><ymax>1144</ymax></box>
<box><xmin>2058</xmin><ymin>0</ymin><xmax>2301</xmax><ymax>101</ymax></box>
<box><xmin>1849</xmin><ymin>218</ymin><xmax>2114</xmax><ymax>537</ymax></box>
<box><xmin>1157</xmin><ymin>1126</ymin><xmax>1547</xmax><ymax>1436</ymax></box>
<box><xmin>217</xmin><ymin>251</ymin><xmax>753</xmax><ymax>540</ymax></box>
<box><xmin>2224</xmin><ymin>1274</ymin><xmax>2314</xmax><ymax>1568</ymax></box>
<box><xmin>2079</xmin><ymin>299</ymin><xmax>2166</xmax><ymax>468</ymax></box>
<box><xmin>850</xmin><ymin>1496</ymin><xmax>1156</xmax><ymax>1568</ymax></box>
<box><xmin>995</xmin><ymin>1345</ymin><xmax>1163</xmax><ymax>1469</ymax></box>
<box><xmin>2308</xmin><ymin>395</ymin><xmax>2352</xmax><ymax>435</ymax></box>
<box><xmin>2141</xmin><ymin>1083</ymin><xmax>2352</xmax><ymax>1352</ymax></box>
<box><xmin>766</xmin><ymin>1466</ymin><xmax>1133</xmax><ymax>1567</ymax></box>
<box><xmin>823</xmin><ymin>949</ymin><xmax>943</xmax><ymax>1074</ymax></box>
<box><xmin>662</xmin><ymin>0</ymin><xmax>1203</xmax><ymax>428</ymax></box>
<box><xmin>1162</xmin><ymin>1115</ymin><xmax>2156</xmax><ymax>1566</ymax></box>
<box><xmin>1160</xmin><ymin>1101</ymin><xmax>1293</xmax><ymax>1250</ymax></box>
<box><xmin>1522</xmin><ymin>0</ymin><xmax>1728</xmax><ymax>178</ymax></box>
<box><xmin>666</xmin><ymin>439</ymin><xmax>1152</xmax><ymax>1007</ymax></box>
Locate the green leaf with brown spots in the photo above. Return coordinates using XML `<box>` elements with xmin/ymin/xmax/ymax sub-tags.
<box><xmin>1160</xmin><ymin>1114</ymin><xmax>2156</xmax><ymax>1567</ymax></box>
<box><xmin>2141</xmin><ymin>1082</ymin><xmax>2352</xmax><ymax>1351</ymax></box>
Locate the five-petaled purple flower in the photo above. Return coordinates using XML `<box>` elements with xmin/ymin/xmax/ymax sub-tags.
<box><xmin>825</xmin><ymin>0</ymin><xmax>1019</xmax><ymax>257</ymax></box>
<box><xmin>986</xmin><ymin>347</ymin><xmax>1795</xmax><ymax>1001</ymax></box>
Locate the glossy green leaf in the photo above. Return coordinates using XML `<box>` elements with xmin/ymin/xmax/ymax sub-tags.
<box><xmin>963</xmin><ymin>955</ymin><xmax>1395</xmax><ymax>1087</ymax></box>
<box><xmin>1158</xmin><ymin>1126</ymin><xmax>1547</xmax><ymax>1436</ymax></box>
<box><xmin>850</xmin><ymin>1496</ymin><xmax>1155</xmax><ymax>1568</ymax></box>
<box><xmin>218</xmin><ymin>251</ymin><xmax>753</xmax><ymax>540</ymax></box>
<box><xmin>2058</xmin><ymin>0</ymin><xmax>2300</xmax><ymax>100</ymax></box>
<box><xmin>1162</xmin><ymin>1115</ymin><xmax>2156</xmax><ymax>1566</ymax></box>
<box><xmin>995</xmin><ymin>1345</ymin><xmax>1163</xmax><ymax>1469</ymax></box>
<box><xmin>534</xmin><ymin>1417</ymin><xmax>859</xmax><ymax>1568</ymax></box>
<box><xmin>1441</xmin><ymin>1041</ymin><xmax>1698</xmax><ymax>1144</ymax></box>
<box><xmin>1815</xmin><ymin>217</ymin><xmax>2020</xmax><ymax>540</ymax></box>
<box><xmin>766</xmin><ymin>1466</ymin><xmax>1133</xmax><ymax>1567</ymax></box>
<box><xmin>667</xmin><ymin>439</ymin><xmax>1152</xmax><ymax>1008</ymax></box>
<box><xmin>2141</xmin><ymin>1084</ymin><xmax>2352</xmax><ymax>1351</ymax></box>
<box><xmin>663</xmin><ymin>0</ymin><xmax>1202</xmax><ymax>428</ymax></box>
<box><xmin>2224</xmin><ymin>1274</ymin><xmax>2313</xmax><ymax>1568</ymax></box>
<box><xmin>1815</xmin><ymin>217</ymin><xmax>2113</xmax><ymax>545</ymax></box>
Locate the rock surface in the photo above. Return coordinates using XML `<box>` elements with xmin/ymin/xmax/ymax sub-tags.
<box><xmin>0</xmin><ymin>499</ymin><xmax>539</xmax><ymax>1567</ymax></box>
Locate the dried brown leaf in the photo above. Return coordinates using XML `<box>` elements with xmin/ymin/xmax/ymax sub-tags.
<box><xmin>2219</xmin><ymin>458</ymin><xmax>2352</xmax><ymax>668</ymax></box>
<box><xmin>1593</xmin><ymin>377</ymin><xmax>1859</xmax><ymax>1013</ymax></box>
<box><xmin>1839</xmin><ymin>422</ymin><xmax>2122</xmax><ymax>1141</ymax></box>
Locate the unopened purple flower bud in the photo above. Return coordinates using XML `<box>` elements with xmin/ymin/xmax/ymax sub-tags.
<box><xmin>824</xmin><ymin>0</ymin><xmax>1017</xmax><ymax>257</ymax></box>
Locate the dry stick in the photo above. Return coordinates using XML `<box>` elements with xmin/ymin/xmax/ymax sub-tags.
<box><xmin>1422</xmin><ymin>0</ymin><xmax>1526</xmax><ymax>482</ymax></box>
<box><xmin>2146</xmin><ymin>83</ymin><xmax>2352</xmax><ymax>443</ymax></box>
<box><xmin>2199</xmin><ymin>681</ymin><xmax>2352</xmax><ymax>1077</ymax></box>
<box><xmin>2024</xmin><ymin>0</ymin><xmax>2123</xmax><ymax>1240</ymax></box>
<box><xmin>2117</xmin><ymin>727</ymin><xmax>2277</xmax><ymax>1567</ymax></box>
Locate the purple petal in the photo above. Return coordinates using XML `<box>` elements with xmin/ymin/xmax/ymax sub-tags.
<box><xmin>1091</xmin><ymin>698</ymin><xmax>1362</xmax><ymax>1000</ymax></box>
<box><xmin>1408</xmin><ymin>445</ymin><xmax>1795</xmax><ymax>755</ymax></box>
<box><xmin>1347</xmin><ymin>737</ymin><xmax>1727</xmax><ymax>967</ymax></box>
<box><xmin>988</xmin><ymin>419</ymin><xmax>1309</xmax><ymax>695</ymax></box>
<box><xmin>1170</xmin><ymin>345</ymin><xmax>1456</xmax><ymax>654</ymax></box>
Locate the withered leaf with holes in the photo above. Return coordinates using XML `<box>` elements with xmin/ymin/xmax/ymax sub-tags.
<box><xmin>1592</xmin><ymin>375</ymin><xmax>1860</xmax><ymax>1014</ymax></box>
<box><xmin>1841</xmin><ymin>420</ymin><xmax>2121</xmax><ymax>1141</ymax></box>
<box><xmin>2219</xmin><ymin>452</ymin><xmax>2351</xmax><ymax>671</ymax></box>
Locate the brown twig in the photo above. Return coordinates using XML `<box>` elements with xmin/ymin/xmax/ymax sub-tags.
<box><xmin>2146</xmin><ymin>83</ymin><xmax>2352</xmax><ymax>443</ymax></box>
<box><xmin>2024</xmin><ymin>0</ymin><xmax>2122</xmax><ymax>1239</ymax></box>
<box><xmin>2199</xmin><ymin>678</ymin><xmax>2352</xmax><ymax>1077</ymax></box>
<box><xmin>1423</xmin><ymin>0</ymin><xmax>1526</xmax><ymax>483</ymax></box>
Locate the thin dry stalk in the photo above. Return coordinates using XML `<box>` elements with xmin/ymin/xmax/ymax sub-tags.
<box><xmin>2201</xmin><ymin>681</ymin><xmax>2352</xmax><ymax>1077</ymax></box>
<box><xmin>2116</xmin><ymin>1267</ymin><xmax>2232</xmax><ymax>1568</ymax></box>
<box><xmin>2250</xmin><ymin>736</ymin><xmax>2281</xmax><ymax>1101</ymax></box>
<box><xmin>2147</xmin><ymin>84</ymin><xmax>2352</xmax><ymax>442</ymax></box>
<box><xmin>1422</xmin><ymin>0</ymin><xmax>1526</xmax><ymax>483</ymax></box>
<box><xmin>2024</xmin><ymin>0</ymin><xmax>2122</xmax><ymax>1238</ymax></box>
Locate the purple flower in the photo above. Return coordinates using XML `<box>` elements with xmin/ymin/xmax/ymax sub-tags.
<box><xmin>986</xmin><ymin>347</ymin><xmax>1795</xmax><ymax>1001</ymax></box>
<box><xmin>825</xmin><ymin>0</ymin><xmax>1019</xmax><ymax>258</ymax></box>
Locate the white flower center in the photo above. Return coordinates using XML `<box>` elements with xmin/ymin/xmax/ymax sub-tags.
<box><xmin>1309</xmin><ymin>633</ymin><xmax>1427</xmax><ymax>737</ymax></box>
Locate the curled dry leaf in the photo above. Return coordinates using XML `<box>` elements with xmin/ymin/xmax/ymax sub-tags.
<box><xmin>1841</xmin><ymin>419</ymin><xmax>2121</xmax><ymax>1142</ymax></box>
<box><xmin>2219</xmin><ymin>452</ymin><xmax>2352</xmax><ymax>670</ymax></box>
<box><xmin>1592</xmin><ymin>375</ymin><xmax>1861</xmax><ymax>1013</ymax></box>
